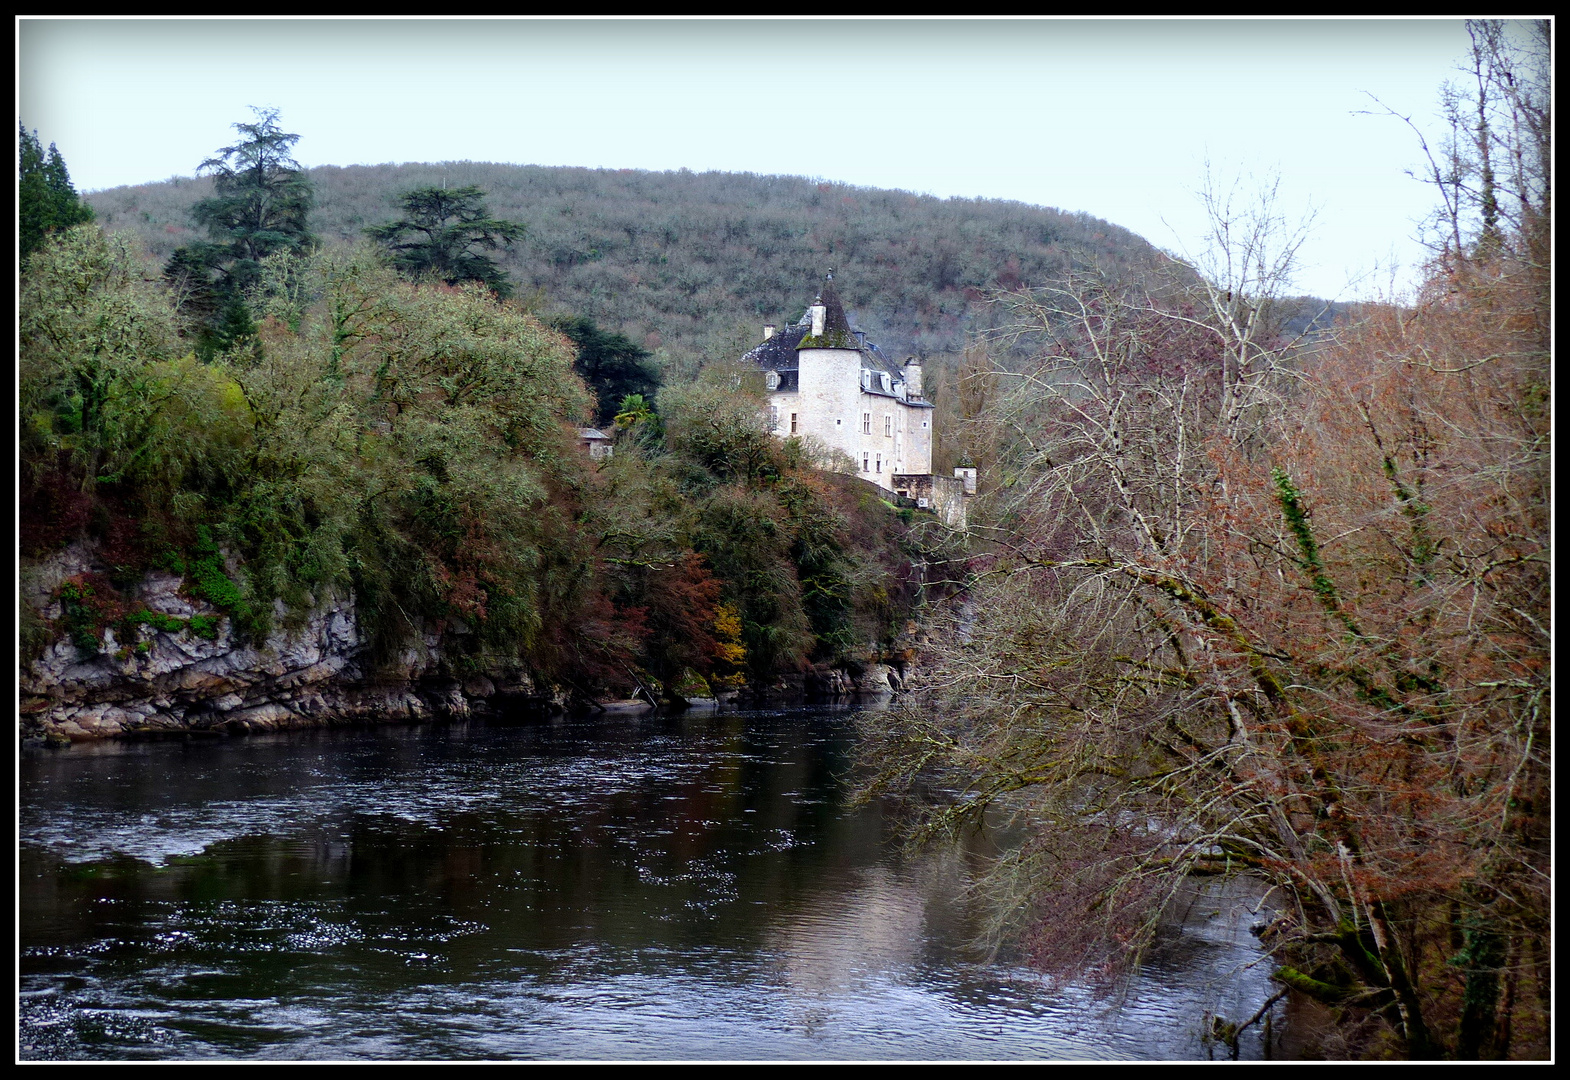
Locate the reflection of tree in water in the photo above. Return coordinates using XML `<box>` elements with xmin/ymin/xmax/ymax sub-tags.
<box><xmin>24</xmin><ymin>711</ymin><xmax>1287</xmax><ymax>1059</ymax></box>
<box><xmin>769</xmin><ymin>865</ymin><xmax>926</xmax><ymax>994</ymax></box>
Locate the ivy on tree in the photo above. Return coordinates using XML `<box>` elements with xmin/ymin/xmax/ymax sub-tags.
<box><xmin>165</xmin><ymin>108</ymin><xmax>315</xmax><ymax>358</ymax></box>
<box><xmin>19</xmin><ymin>124</ymin><xmax>94</xmax><ymax>262</ymax></box>
<box><xmin>368</xmin><ymin>185</ymin><xmax>523</xmax><ymax>298</ymax></box>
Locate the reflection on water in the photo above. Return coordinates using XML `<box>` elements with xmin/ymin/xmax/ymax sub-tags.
<box><xmin>20</xmin><ymin>708</ymin><xmax>1279</xmax><ymax>1060</ymax></box>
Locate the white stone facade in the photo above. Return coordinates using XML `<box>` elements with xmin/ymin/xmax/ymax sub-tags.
<box><xmin>746</xmin><ymin>279</ymin><xmax>935</xmax><ymax>493</ymax></box>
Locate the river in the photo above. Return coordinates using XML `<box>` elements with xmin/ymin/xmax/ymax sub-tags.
<box><xmin>20</xmin><ymin>705</ymin><xmax>1282</xmax><ymax>1060</ymax></box>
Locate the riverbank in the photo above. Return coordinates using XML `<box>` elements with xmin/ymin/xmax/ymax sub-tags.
<box><xmin>19</xmin><ymin>543</ymin><xmax>913</xmax><ymax>745</ymax></box>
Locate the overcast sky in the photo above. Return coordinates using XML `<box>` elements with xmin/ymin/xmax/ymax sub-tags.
<box><xmin>17</xmin><ymin>17</ymin><xmax>1506</xmax><ymax>300</ymax></box>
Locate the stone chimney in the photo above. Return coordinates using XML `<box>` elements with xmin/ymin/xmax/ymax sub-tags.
<box><xmin>763</xmin><ymin>324</ymin><xmax>776</xmax><ymax>340</ymax></box>
<box><xmin>809</xmin><ymin>303</ymin><xmax>826</xmax><ymax>337</ymax></box>
<box><xmin>902</xmin><ymin>357</ymin><xmax>923</xmax><ymax>398</ymax></box>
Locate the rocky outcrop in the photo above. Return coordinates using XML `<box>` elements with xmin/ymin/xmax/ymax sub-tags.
<box><xmin>18</xmin><ymin>545</ymin><xmax>544</xmax><ymax>743</ymax></box>
<box><xmin>19</xmin><ymin>544</ymin><xmax>916</xmax><ymax>743</ymax></box>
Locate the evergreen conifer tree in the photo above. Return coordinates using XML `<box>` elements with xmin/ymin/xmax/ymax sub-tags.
<box><xmin>19</xmin><ymin>124</ymin><xmax>94</xmax><ymax>262</ymax></box>
<box><xmin>550</xmin><ymin>315</ymin><xmax>663</xmax><ymax>427</ymax></box>
<box><xmin>165</xmin><ymin>108</ymin><xmax>314</xmax><ymax>357</ymax></box>
<box><xmin>368</xmin><ymin>185</ymin><xmax>522</xmax><ymax>298</ymax></box>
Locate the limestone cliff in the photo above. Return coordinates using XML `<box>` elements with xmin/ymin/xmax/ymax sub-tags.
<box><xmin>18</xmin><ymin>543</ymin><xmax>535</xmax><ymax>743</ymax></box>
<box><xmin>19</xmin><ymin>542</ymin><xmax>908</xmax><ymax>743</ymax></box>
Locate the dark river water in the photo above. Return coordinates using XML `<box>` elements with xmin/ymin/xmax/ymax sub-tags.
<box><xmin>20</xmin><ymin>706</ymin><xmax>1281</xmax><ymax>1061</ymax></box>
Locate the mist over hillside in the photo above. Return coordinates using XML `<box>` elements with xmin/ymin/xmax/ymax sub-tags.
<box><xmin>87</xmin><ymin>161</ymin><xmax>1175</xmax><ymax>363</ymax></box>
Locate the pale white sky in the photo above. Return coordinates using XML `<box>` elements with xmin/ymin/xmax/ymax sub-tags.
<box><xmin>16</xmin><ymin>17</ymin><xmax>1521</xmax><ymax>300</ymax></box>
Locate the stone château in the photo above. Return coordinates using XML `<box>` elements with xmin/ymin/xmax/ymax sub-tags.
<box><xmin>742</xmin><ymin>274</ymin><xmax>970</xmax><ymax>526</ymax></box>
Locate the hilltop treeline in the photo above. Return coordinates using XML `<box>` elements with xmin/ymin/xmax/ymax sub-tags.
<box><xmin>88</xmin><ymin>161</ymin><xmax>1171</xmax><ymax>363</ymax></box>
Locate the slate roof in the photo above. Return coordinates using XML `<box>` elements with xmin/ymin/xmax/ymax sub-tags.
<box><xmin>795</xmin><ymin>280</ymin><xmax>858</xmax><ymax>350</ymax></box>
<box><xmin>743</xmin><ymin>277</ymin><xmax>913</xmax><ymax>385</ymax></box>
<box><xmin>743</xmin><ymin>322</ymin><xmax>808</xmax><ymax>372</ymax></box>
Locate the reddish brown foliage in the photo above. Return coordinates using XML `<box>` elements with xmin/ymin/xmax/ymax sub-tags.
<box><xmin>638</xmin><ymin>552</ymin><xmax>724</xmax><ymax>684</ymax></box>
<box><xmin>20</xmin><ymin>456</ymin><xmax>93</xmax><ymax>557</ymax></box>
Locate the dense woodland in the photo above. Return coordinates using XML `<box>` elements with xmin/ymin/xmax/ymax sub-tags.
<box><xmin>19</xmin><ymin>18</ymin><xmax>1549</xmax><ymax>1061</ymax></box>
<box><xmin>88</xmin><ymin>157</ymin><xmax>1176</xmax><ymax>363</ymax></box>
<box><xmin>21</xmin><ymin>114</ymin><xmax>946</xmax><ymax>710</ymax></box>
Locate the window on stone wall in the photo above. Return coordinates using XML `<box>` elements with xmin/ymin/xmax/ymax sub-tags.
<box><xmin>884</xmin><ymin>415</ymin><xmax>892</xmax><ymax>437</ymax></box>
<box><xmin>875</xmin><ymin>455</ymin><xmax>882</xmax><ymax>474</ymax></box>
<box><xmin>769</xmin><ymin>406</ymin><xmax>779</xmax><ymax>431</ymax></box>
<box><xmin>862</xmin><ymin>412</ymin><xmax>871</xmax><ymax>435</ymax></box>
<box><xmin>862</xmin><ymin>453</ymin><xmax>870</xmax><ymax>472</ymax></box>
<box><xmin>790</xmin><ymin>413</ymin><xmax>798</xmax><ymax>433</ymax></box>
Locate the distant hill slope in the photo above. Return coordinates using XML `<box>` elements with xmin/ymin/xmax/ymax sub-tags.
<box><xmin>86</xmin><ymin>162</ymin><xmax>1174</xmax><ymax>362</ymax></box>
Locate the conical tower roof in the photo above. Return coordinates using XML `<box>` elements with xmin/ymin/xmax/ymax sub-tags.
<box><xmin>797</xmin><ymin>272</ymin><xmax>858</xmax><ymax>350</ymax></box>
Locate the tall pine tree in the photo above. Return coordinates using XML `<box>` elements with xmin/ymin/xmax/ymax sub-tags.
<box><xmin>165</xmin><ymin>108</ymin><xmax>315</xmax><ymax>358</ymax></box>
<box><xmin>19</xmin><ymin>124</ymin><xmax>94</xmax><ymax>262</ymax></box>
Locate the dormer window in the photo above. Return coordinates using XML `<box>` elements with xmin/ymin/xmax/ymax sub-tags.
<box><xmin>879</xmin><ymin>372</ymin><xmax>891</xmax><ymax>393</ymax></box>
<box><xmin>765</xmin><ymin>370</ymin><xmax>780</xmax><ymax>390</ymax></box>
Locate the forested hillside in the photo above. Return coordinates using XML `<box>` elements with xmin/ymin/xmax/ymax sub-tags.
<box><xmin>87</xmin><ymin>162</ymin><xmax>1172</xmax><ymax>364</ymax></box>
<box><xmin>25</xmin><ymin>119</ymin><xmax>957</xmax><ymax>713</ymax></box>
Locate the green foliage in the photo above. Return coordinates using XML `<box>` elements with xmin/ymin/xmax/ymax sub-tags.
<box><xmin>660</xmin><ymin>369</ymin><xmax>783</xmax><ymax>484</ymax></box>
<box><xmin>652</xmin><ymin>373</ymin><xmax>921</xmax><ymax>672</ymax></box>
<box><xmin>166</xmin><ymin>108</ymin><xmax>315</xmax><ymax>360</ymax></box>
<box><xmin>50</xmin><ymin>577</ymin><xmax>228</xmax><ymax>655</ymax></box>
<box><xmin>614</xmin><ymin>393</ymin><xmax>654</xmax><ymax>429</ymax></box>
<box><xmin>19</xmin><ymin>124</ymin><xmax>94</xmax><ymax>262</ymax></box>
<box><xmin>550</xmin><ymin>315</ymin><xmax>663</xmax><ymax>427</ymax></box>
<box><xmin>91</xmin><ymin>161</ymin><xmax>1176</xmax><ymax>367</ymax></box>
<box><xmin>780</xmin><ymin>476</ymin><xmax>858</xmax><ymax>657</ymax></box>
<box><xmin>20</xmin><ymin>225</ymin><xmax>185</xmax><ymax>491</ymax></box>
<box><xmin>692</xmin><ymin>485</ymin><xmax>813</xmax><ymax>676</ymax></box>
<box><xmin>188</xmin><ymin>525</ymin><xmax>245</xmax><ymax>610</ymax></box>
<box><xmin>1272</xmin><ymin>466</ymin><xmax>1360</xmax><ymax>636</ymax></box>
<box><xmin>191</xmin><ymin>107</ymin><xmax>315</xmax><ymax>267</ymax></box>
<box><xmin>56</xmin><ymin>579</ymin><xmax>108</xmax><ymax>654</ymax></box>
<box><xmin>187</xmin><ymin>615</ymin><xmax>222</xmax><ymax>640</ymax></box>
<box><xmin>367</xmin><ymin>185</ymin><xmax>522</xmax><ymax>298</ymax></box>
<box><xmin>121</xmin><ymin>609</ymin><xmax>188</xmax><ymax>635</ymax></box>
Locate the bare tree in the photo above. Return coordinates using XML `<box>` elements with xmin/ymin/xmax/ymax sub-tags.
<box><xmin>865</xmin><ymin>99</ymin><xmax>1548</xmax><ymax>1055</ymax></box>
